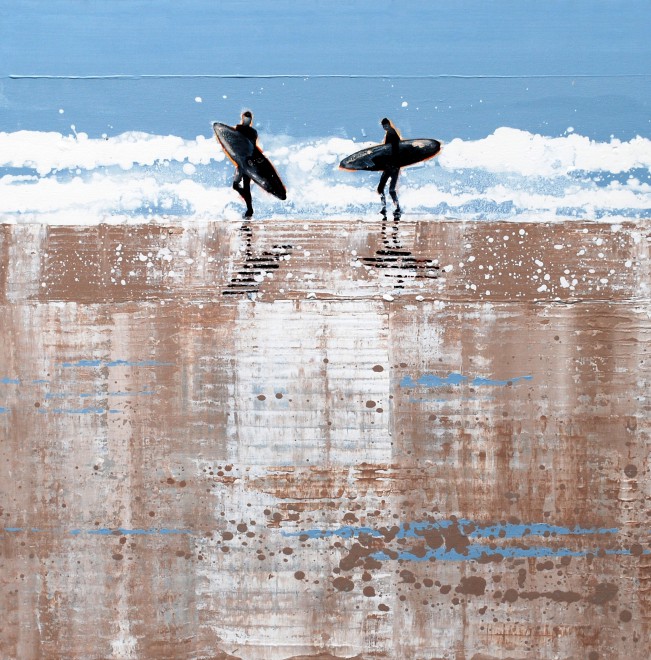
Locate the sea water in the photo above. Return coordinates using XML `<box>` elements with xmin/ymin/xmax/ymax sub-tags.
<box><xmin>2</xmin><ymin>1</ymin><xmax>650</xmax><ymax>225</ymax></box>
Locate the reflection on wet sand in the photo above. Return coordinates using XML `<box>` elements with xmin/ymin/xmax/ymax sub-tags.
<box><xmin>222</xmin><ymin>221</ymin><xmax>293</xmax><ymax>296</ymax></box>
<box><xmin>360</xmin><ymin>209</ymin><xmax>439</xmax><ymax>289</ymax></box>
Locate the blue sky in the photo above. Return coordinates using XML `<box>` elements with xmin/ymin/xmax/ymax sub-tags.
<box><xmin>1</xmin><ymin>1</ymin><xmax>649</xmax><ymax>139</ymax></box>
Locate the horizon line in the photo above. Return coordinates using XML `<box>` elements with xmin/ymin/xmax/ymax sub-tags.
<box><xmin>6</xmin><ymin>73</ymin><xmax>651</xmax><ymax>81</ymax></box>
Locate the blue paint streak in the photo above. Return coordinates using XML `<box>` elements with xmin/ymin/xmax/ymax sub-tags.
<box><xmin>85</xmin><ymin>527</ymin><xmax>192</xmax><ymax>536</ymax></box>
<box><xmin>286</xmin><ymin>520</ymin><xmax>619</xmax><ymax>541</ymax></box>
<box><xmin>372</xmin><ymin>546</ymin><xmax>651</xmax><ymax>562</ymax></box>
<box><xmin>288</xmin><ymin>520</ymin><xmax>636</xmax><ymax>562</ymax></box>
<box><xmin>408</xmin><ymin>396</ymin><xmax>494</xmax><ymax>404</ymax></box>
<box><xmin>32</xmin><ymin>379</ymin><xmax>50</xmax><ymax>384</ymax></box>
<box><xmin>106</xmin><ymin>360</ymin><xmax>171</xmax><ymax>368</ymax></box>
<box><xmin>471</xmin><ymin>375</ymin><xmax>533</xmax><ymax>387</ymax></box>
<box><xmin>0</xmin><ymin>377</ymin><xmax>20</xmax><ymax>385</ymax></box>
<box><xmin>49</xmin><ymin>407</ymin><xmax>108</xmax><ymax>414</ymax></box>
<box><xmin>401</xmin><ymin>373</ymin><xmax>467</xmax><ymax>388</ymax></box>
<box><xmin>80</xmin><ymin>390</ymin><xmax>155</xmax><ymax>398</ymax></box>
<box><xmin>62</xmin><ymin>359</ymin><xmax>171</xmax><ymax>368</ymax></box>
<box><xmin>400</xmin><ymin>373</ymin><xmax>533</xmax><ymax>388</ymax></box>
<box><xmin>38</xmin><ymin>408</ymin><xmax>121</xmax><ymax>415</ymax></box>
<box><xmin>287</xmin><ymin>526</ymin><xmax>384</xmax><ymax>540</ymax></box>
<box><xmin>4</xmin><ymin>528</ymin><xmax>23</xmax><ymax>532</ymax></box>
<box><xmin>62</xmin><ymin>360</ymin><xmax>102</xmax><ymax>367</ymax></box>
<box><xmin>471</xmin><ymin>522</ymin><xmax>617</xmax><ymax>539</ymax></box>
<box><xmin>0</xmin><ymin>407</ymin><xmax>8</xmax><ymax>414</ymax></box>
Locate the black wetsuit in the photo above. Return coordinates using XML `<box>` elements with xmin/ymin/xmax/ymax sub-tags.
<box><xmin>233</xmin><ymin>123</ymin><xmax>258</xmax><ymax>216</ymax></box>
<box><xmin>377</xmin><ymin>126</ymin><xmax>401</xmax><ymax>206</ymax></box>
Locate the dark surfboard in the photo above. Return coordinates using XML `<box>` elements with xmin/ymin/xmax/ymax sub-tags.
<box><xmin>339</xmin><ymin>139</ymin><xmax>441</xmax><ymax>172</ymax></box>
<box><xmin>213</xmin><ymin>122</ymin><xmax>286</xmax><ymax>200</ymax></box>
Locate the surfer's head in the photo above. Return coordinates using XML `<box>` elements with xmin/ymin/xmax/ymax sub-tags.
<box><xmin>381</xmin><ymin>117</ymin><xmax>392</xmax><ymax>130</ymax></box>
<box><xmin>241</xmin><ymin>110</ymin><xmax>253</xmax><ymax>126</ymax></box>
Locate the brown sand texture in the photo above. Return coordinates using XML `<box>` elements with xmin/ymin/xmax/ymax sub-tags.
<box><xmin>1</xmin><ymin>216</ymin><xmax>650</xmax><ymax>659</ymax></box>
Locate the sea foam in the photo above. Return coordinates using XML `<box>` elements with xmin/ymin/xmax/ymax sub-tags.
<box><xmin>0</xmin><ymin>128</ymin><xmax>649</xmax><ymax>224</ymax></box>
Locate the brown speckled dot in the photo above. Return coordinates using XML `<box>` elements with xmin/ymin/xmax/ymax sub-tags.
<box><xmin>624</xmin><ymin>464</ymin><xmax>638</xmax><ymax>478</ymax></box>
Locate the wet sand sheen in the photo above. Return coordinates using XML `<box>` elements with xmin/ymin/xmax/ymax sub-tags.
<box><xmin>1</xmin><ymin>217</ymin><xmax>650</xmax><ymax>659</ymax></box>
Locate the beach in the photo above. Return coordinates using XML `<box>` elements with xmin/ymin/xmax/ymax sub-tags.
<box><xmin>1</xmin><ymin>216</ymin><xmax>650</xmax><ymax>658</ymax></box>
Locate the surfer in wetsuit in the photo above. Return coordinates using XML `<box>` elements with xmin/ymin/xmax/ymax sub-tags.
<box><xmin>233</xmin><ymin>110</ymin><xmax>258</xmax><ymax>218</ymax></box>
<box><xmin>378</xmin><ymin>117</ymin><xmax>401</xmax><ymax>212</ymax></box>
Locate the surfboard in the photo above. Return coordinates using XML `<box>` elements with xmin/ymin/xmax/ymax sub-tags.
<box><xmin>212</xmin><ymin>122</ymin><xmax>287</xmax><ymax>200</ymax></box>
<box><xmin>339</xmin><ymin>139</ymin><xmax>442</xmax><ymax>172</ymax></box>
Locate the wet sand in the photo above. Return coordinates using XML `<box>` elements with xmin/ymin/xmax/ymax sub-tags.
<box><xmin>1</xmin><ymin>216</ymin><xmax>650</xmax><ymax>659</ymax></box>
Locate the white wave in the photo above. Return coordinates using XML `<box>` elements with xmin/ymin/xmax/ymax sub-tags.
<box><xmin>0</xmin><ymin>128</ymin><xmax>649</xmax><ymax>224</ymax></box>
<box><xmin>439</xmin><ymin>127</ymin><xmax>651</xmax><ymax>176</ymax></box>
<box><xmin>0</xmin><ymin>130</ymin><xmax>220</xmax><ymax>176</ymax></box>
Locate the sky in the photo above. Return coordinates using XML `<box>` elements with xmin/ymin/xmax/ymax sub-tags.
<box><xmin>1</xmin><ymin>1</ymin><xmax>649</xmax><ymax>139</ymax></box>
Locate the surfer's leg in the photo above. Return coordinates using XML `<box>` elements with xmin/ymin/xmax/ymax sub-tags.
<box><xmin>377</xmin><ymin>171</ymin><xmax>389</xmax><ymax>206</ymax></box>
<box><xmin>377</xmin><ymin>171</ymin><xmax>389</xmax><ymax>195</ymax></box>
<box><xmin>232</xmin><ymin>168</ymin><xmax>244</xmax><ymax>194</ymax></box>
<box><xmin>242</xmin><ymin>175</ymin><xmax>253</xmax><ymax>217</ymax></box>
<box><xmin>389</xmin><ymin>169</ymin><xmax>400</xmax><ymax>210</ymax></box>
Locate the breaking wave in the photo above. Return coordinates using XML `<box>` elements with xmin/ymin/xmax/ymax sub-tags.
<box><xmin>0</xmin><ymin>127</ymin><xmax>649</xmax><ymax>224</ymax></box>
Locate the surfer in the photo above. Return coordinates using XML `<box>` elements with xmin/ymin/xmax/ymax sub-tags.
<box><xmin>377</xmin><ymin>118</ymin><xmax>401</xmax><ymax>212</ymax></box>
<box><xmin>232</xmin><ymin>110</ymin><xmax>258</xmax><ymax>218</ymax></box>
